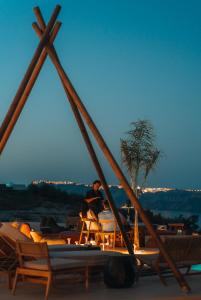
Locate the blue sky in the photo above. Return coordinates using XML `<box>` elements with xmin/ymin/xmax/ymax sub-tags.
<box><xmin>0</xmin><ymin>0</ymin><xmax>200</xmax><ymax>188</ymax></box>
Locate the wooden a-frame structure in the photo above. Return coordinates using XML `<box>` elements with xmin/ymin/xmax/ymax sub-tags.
<box><xmin>0</xmin><ymin>5</ymin><xmax>191</xmax><ymax>292</ymax></box>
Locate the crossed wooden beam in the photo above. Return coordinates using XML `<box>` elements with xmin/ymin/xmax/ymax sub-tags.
<box><xmin>0</xmin><ymin>5</ymin><xmax>190</xmax><ymax>292</ymax></box>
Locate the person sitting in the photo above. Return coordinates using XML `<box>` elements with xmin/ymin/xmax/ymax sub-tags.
<box><xmin>82</xmin><ymin>180</ymin><xmax>105</xmax><ymax>218</ymax></box>
<box><xmin>98</xmin><ymin>202</ymin><xmax>129</xmax><ymax>232</ymax></box>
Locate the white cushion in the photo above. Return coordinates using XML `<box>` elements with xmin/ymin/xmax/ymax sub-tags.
<box><xmin>30</xmin><ymin>231</ymin><xmax>66</xmax><ymax>245</ymax></box>
<box><xmin>24</xmin><ymin>259</ymin><xmax>49</xmax><ymax>271</ymax></box>
<box><xmin>24</xmin><ymin>258</ymin><xmax>88</xmax><ymax>271</ymax></box>
<box><xmin>51</xmin><ymin>258</ymin><xmax>87</xmax><ymax>270</ymax></box>
<box><xmin>41</xmin><ymin>238</ymin><xmax>66</xmax><ymax>245</ymax></box>
<box><xmin>30</xmin><ymin>231</ymin><xmax>42</xmax><ymax>242</ymax></box>
<box><xmin>98</xmin><ymin>210</ymin><xmax>126</xmax><ymax>232</ymax></box>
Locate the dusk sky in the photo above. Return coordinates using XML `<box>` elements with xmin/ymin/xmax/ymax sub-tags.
<box><xmin>0</xmin><ymin>0</ymin><xmax>200</xmax><ymax>189</ymax></box>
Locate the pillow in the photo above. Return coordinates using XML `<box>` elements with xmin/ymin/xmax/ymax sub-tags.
<box><xmin>11</xmin><ymin>221</ymin><xmax>21</xmax><ymax>229</ymax></box>
<box><xmin>20</xmin><ymin>223</ymin><xmax>31</xmax><ymax>238</ymax></box>
<box><xmin>0</xmin><ymin>223</ymin><xmax>30</xmax><ymax>242</ymax></box>
<box><xmin>30</xmin><ymin>231</ymin><xmax>43</xmax><ymax>243</ymax></box>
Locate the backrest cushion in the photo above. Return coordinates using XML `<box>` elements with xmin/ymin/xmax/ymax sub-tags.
<box><xmin>0</xmin><ymin>222</ymin><xmax>31</xmax><ymax>242</ymax></box>
<box><xmin>11</xmin><ymin>221</ymin><xmax>21</xmax><ymax>229</ymax></box>
<box><xmin>20</xmin><ymin>223</ymin><xmax>31</xmax><ymax>239</ymax></box>
<box><xmin>30</xmin><ymin>231</ymin><xmax>43</xmax><ymax>243</ymax></box>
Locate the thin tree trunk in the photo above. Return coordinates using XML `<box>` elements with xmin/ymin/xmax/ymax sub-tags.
<box><xmin>130</xmin><ymin>176</ymin><xmax>140</xmax><ymax>251</ymax></box>
<box><xmin>134</xmin><ymin>209</ymin><xmax>140</xmax><ymax>250</ymax></box>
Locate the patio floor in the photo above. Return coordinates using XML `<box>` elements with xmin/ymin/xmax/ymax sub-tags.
<box><xmin>1</xmin><ymin>273</ymin><xmax>201</xmax><ymax>300</ymax></box>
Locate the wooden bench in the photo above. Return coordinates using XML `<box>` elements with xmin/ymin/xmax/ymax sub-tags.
<box><xmin>152</xmin><ymin>235</ymin><xmax>201</xmax><ymax>285</ymax></box>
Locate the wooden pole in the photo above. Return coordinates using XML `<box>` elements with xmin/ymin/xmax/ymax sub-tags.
<box><xmin>68</xmin><ymin>92</ymin><xmax>135</xmax><ymax>256</ymax></box>
<box><xmin>33</xmin><ymin>20</ymin><xmax>134</xmax><ymax>256</ymax></box>
<box><xmin>0</xmin><ymin>5</ymin><xmax>190</xmax><ymax>292</ymax></box>
<box><xmin>0</xmin><ymin>23</ymin><xmax>61</xmax><ymax>155</ymax></box>
<box><xmin>0</xmin><ymin>5</ymin><xmax>61</xmax><ymax>154</ymax></box>
<box><xmin>33</xmin><ymin>10</ymin><xmax>190</xmax><ymax>292</ymax></box>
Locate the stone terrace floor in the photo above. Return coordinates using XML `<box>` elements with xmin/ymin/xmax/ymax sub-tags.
<box><xmin>1</xmin><ymin>274</ymin><xmax>201</xmax><ymax>300</ymax></box>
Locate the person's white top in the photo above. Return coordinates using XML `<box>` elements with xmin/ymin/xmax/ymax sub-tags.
<box><xmin>98</xmin><ymin>209</ymin><xmax>126</xmax><ymax>232</ymax></box>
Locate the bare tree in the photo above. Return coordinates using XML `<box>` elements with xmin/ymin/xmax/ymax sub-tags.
<box><xmin>121</xmin><ymin>120</ymin><xmax>161</xmax><ymax>249</ymax></box>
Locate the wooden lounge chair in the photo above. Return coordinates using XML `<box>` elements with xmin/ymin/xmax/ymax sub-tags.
<box><xmin>12</xmin><ymin>241</ymin><xmax>91</xmax><ymax>300</ymax></box>
<box><xmin>0</xmin><ymin>224</ymin><xmax>100</xmax><ymax>254</ymax></box>
<box><xmin>0</xmin><ymin>222</ymin><xmax>71</xmax><ymax>249</ymax></box>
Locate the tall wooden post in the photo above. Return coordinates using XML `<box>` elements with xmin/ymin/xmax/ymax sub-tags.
<box><xmin>32</xmin><ymin>17</ymin><xmax>134</xmax><ymax>256</ymax></box>
<box><xmin>0</xmin><ymin>23</ymin><xmax>61</xmax><ymax>155</ymax></box>
<box><xmin>0</xmin><ymin>6</ymin><xmax>191</xmax><ymax>292</ymax></box>
<box><xmin>33</xmin><ymin>11</ymin><xmax>190</xmax><ymax>292</ymax></box>
<box><xmin>0</xmin><ymin>5</ymin><xmax>61</xmax><ymax>154</ymax></box>
<box><xmin>68</xmin><ymin>92</ymin><xmax>135</xmax><ymax>256</ymax></box>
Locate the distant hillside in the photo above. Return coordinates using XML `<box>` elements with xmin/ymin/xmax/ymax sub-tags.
<box><xmin>1</xmin><ymin>183</ymin><xmax>201</xmax><ymax>222</ymax></box>
<box><xmin>0</xmin><ymin>184</ymin><xmax>83</xmax><ymax>221</ymax></box>
<box><xmin>139</xmin><ymin>190</ymin><xmax>201</xmax><ymax>214</ymax></box>
<box><xmin>51</xmin><ymin>183</ymin><xmax>201</xmax><ymax>214</ymax></box>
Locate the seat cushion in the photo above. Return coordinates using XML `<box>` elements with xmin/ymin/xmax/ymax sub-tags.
<box><xmin>30</xmin><ymin>231</ymin><xmax>43</xmax><ymax>242</ymax></box>
<box><xmin>24</xmin><ymin>259</ymin><xmax>49</xmax><ymax>271</ymax></box>
<box><xmin>41</xmin><ymin>238</ymin><xmax>66</xmax><ymax>245</ymax></box>
<box><xmin>24</xmin><ymin>258</ymin><xmax>88</xmax><ymax>271</ymax></box>
<box><xmin>51</xmin><ymin>258</ymin><xmax>87</xmax><ymax>270</ymax></box>
<box><xmin>30</xmin><ymin>232</ymin><xmax>66</xmax><ymax>245</ymax></box>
